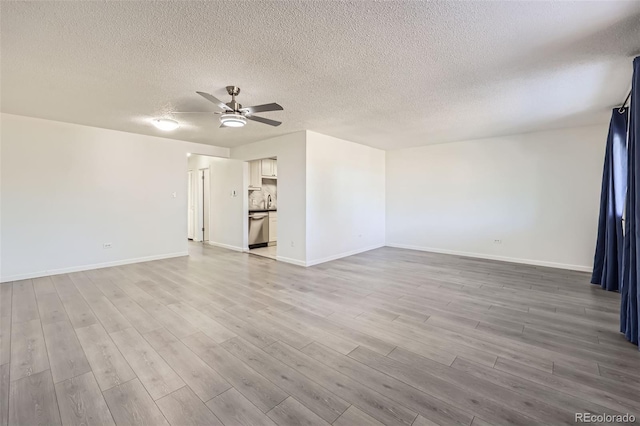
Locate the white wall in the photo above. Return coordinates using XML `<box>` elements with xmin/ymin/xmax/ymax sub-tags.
<box><xmin>188</xmin><ymin>154</ymin><xmax>247</xmax><ymax>251</ymax></box>
<box><xmin>306</xmin><ymin>131</ymin><xmax>386</xmax><ymax>265</ymax></box>
<box><xmin>386</xmin><ymin>124</ymin><xmax>607</xmax><ymax>271</ymax></box>
<box><xmin>210</xmin><ymin>158</ymin><xmax>247</xmax><ymax>251</ymax></box>
<box><xmin>231</xmin><ymin>132</ymin><xmax>307</xmax><ymax>265</ymax></box>
<box><xmin>3</xmin><ymin>112</ymin><xmax>604</xmax><ymax>277</ymax></box>
<box><xmin>1</xmin><ymin>114</ymin><xmax>228</xmax><ymax>281</ymax></box>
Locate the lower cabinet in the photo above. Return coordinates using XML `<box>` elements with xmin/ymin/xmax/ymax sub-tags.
<box><xmin>268</xmin><ymin>211</ymin><xmax>277</xmax><ymax>242</ymax></box>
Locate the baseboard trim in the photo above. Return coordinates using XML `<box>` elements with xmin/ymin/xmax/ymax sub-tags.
<box><xmin>276</xmin><ymin>256</ymin><xmax>307</xmax><ymax>267</ymax></box>
<box><xmin>206</xmin><ymin>241</ymin><xmax>244</xmax><ymax>252</ymax></box>
<box><xmin>0</xmin><ymin>251</ymin><xmax>189</xmax><ymax>283</ymax></box>
<box><xmin>276</xmin><ymin>245</ymin><xmax>385</xmax><ymax>267</ymax></box>
<box><xmin>306</xmin><ymin>244</ymin><xmax>386</xmax><ymax>267</ymax></box>
<box><xmin>385</xmin><ymin>243</ymin><xmax>592</xmax><ymax>272</ymax></box>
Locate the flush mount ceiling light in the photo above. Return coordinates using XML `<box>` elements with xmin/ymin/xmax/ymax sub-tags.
<box><xmin>152</xmin><ymin>118</ymin><xmax>180</xmax><ymax>131</ymax></box>
<box><xmin>220</xmin><ymin>113</ymin><xmax>247</xmax><ymax>128</ymax></box>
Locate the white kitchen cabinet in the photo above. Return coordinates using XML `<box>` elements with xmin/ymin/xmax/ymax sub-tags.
<box><xmin>249</xmin><ymin>160</ymin><xmax>262</xmax><ymax>189</ymax></box>
<box><xmin>268</xmin><ymin>211</ymin><xmax>277</xmax><ymax>242</ymax></box>
<box><xmin>261</xmin><ymin>159</ymin><xmax>277</xmax><ymax>178</ymax></box>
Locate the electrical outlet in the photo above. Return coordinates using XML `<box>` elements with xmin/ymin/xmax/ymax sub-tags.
<box><xmin>171</xmin><ymin>192</ymin><xmax>177</xmax><ymax>198</ymax></box>
<box><xmin>103</xmin><ymin>243</ymin><xmax>112</xmax><ymax>249</ymax></box>
<box><xmin>290</xmin><ymin>241</ymin><xmax>295</xmax><ymax>247</ymax></box>
<box><xmin>493</xmin><ymin>239</ymin><xmax>502</xmax><ymax>244</ymax></box>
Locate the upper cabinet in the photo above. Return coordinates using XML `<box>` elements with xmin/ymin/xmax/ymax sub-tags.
<box><xmin>249</xmin><ymin>159</ymin><xmax>277</xmax><ymax>189</ymax></box>
<box><xmin>249</xmin><ymin>160</ymin><xmax>262</xmax><ymax>189</ymax></box>
<box><xmin>261</xmin><ymin>159</ymin><xmax>277</xmax><ymax>178</ymax></box>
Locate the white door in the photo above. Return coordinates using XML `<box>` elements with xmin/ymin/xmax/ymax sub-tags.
<box><xmin>197</xmin><ymin>168</ymin><xmax>210</xmax><ymax>242</ymax></box>
<box><xmin>202</xmin><ymin>168</ymin><xmax>210</xmax><ymax>242</ymax></box>
<box><xmin>187</xmin><ymin>171</ymin><xmax>195</xmax><ymax>239</ymax></box>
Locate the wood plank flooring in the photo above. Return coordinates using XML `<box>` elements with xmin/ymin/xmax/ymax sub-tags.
<box><xmin>2</xmin><ymin>243</ymin><xmax>640</xmax><ymax>425</ymax></box>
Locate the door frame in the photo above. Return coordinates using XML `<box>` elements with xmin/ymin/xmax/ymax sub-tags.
<box><xmin>187</xmin><ymin>170</ymin><xmax>195</xmax><ymax>240</ymax></box>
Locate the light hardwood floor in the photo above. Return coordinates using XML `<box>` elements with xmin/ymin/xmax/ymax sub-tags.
<box><xmin>1</xmin><ymin>243</ymin><xmax>640</xmax><ymax>426</ymax></box>
<box><xmin>249</xmin><ymin>245</ymin><xmax>278</xmax><ymax>260</ymax></box>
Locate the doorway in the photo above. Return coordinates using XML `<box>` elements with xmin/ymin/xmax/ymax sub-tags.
<box><xmin>187</xmin><ymin>166</ymin><xmax>210</xmax><ymax>243</ymax></box>
<box><xmin>247</xmin><ymin>157</ymin><xmax>278</xmax><ymax>260</ymax></box>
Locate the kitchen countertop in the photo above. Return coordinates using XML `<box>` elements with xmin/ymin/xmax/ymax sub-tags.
<box><xmin>249</xmin><ymin>209</ymin><xmax>277</xmax><ymax>213</ymax></box>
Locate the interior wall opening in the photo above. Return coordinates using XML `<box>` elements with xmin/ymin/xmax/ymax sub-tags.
<box><xmin>247</xmin><ymin>156</ymin><xmax>278</xmax><ymax>260</ymax></box>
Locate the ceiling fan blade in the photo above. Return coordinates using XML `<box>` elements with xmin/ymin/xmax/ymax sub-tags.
<box><xmin>241</xmin><ymin>103</ymin><xmax>283</xmax><ymax>114</ymax></box>
<box><xmin>246</xmin><ymin>115</ymin><xmax>282</xmax><ymax>127</ymax></box>
<box><xmin>196</xmin><ymin>91</ymin><xmax>232</xmax><ymax>111</ymax></box>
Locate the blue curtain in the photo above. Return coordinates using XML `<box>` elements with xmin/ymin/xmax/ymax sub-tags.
<box><xmin>621</xmin><ymin>56</ymin><xmax>639</xmax><ymax>347</ymax></box>
<box><xmin>591</xmin><ymin>109</ymin><xmax>628</xmax><ymax>291</ymax></box>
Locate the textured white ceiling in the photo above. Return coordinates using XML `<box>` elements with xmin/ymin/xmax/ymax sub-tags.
<box><xmin>1</xmin><ymin>1</ymin><xmax>639</xmax><ymax>150</ymax></box>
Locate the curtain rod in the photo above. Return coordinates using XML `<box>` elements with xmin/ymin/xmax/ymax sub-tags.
<box><xmin>620</xmin><ymin>90</ymin><xmax>631</xmax><ymax>113</ymax></box>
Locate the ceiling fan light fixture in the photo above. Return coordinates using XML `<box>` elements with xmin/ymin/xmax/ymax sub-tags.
<box><xmin>220</xmin><ymin>113</ymin><xmax>247</xmax><ymax>128</ymax></box>
<box><xmin>152</xmin><ymin>118</ymin><xmax>180</xmax><ymax>131</ymax></box>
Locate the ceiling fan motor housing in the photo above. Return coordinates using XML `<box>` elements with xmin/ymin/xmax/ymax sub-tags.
<box><xmin>226</xmin><ymin>100</ymin><xmax>242</xmax><ymax>112</ymax></box>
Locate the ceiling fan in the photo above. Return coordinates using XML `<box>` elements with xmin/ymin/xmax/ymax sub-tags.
<box><xmin>181</xmin><ymin>86</ymin><xmax>283</xmax><ymax>128</ymax></box>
